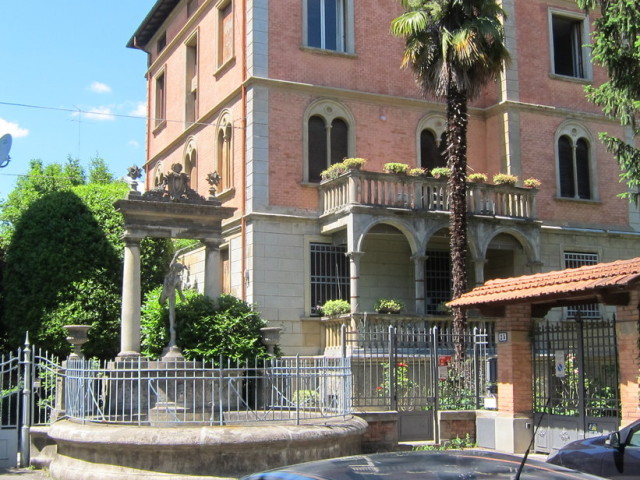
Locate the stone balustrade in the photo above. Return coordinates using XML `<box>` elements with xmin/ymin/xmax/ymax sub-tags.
<box><xmin>319</xmin><ymin>170</ymin><xmax>537</xmax><ymax>220</ymax></box>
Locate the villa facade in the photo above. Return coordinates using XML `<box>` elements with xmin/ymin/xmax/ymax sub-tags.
<box><xmin>128</xmin><ymin>0</ymin><xmax>639</xmax><ymax>355</ymax></box>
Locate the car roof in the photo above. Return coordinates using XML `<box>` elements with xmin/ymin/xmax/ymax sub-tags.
<box><xmin>243</xmin><ymin>450</ymin><xmax>606</xmax><ymax>480</ymax></box>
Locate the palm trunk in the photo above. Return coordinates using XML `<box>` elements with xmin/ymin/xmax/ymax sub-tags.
<box><xmin>446</xmin><ymin>85</ymin><xmax>469</xmax><ymax>362</ymax></box>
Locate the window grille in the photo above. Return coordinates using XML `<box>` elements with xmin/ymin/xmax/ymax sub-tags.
<box><xmin>310</xmin><ymin>243</ymin><xmax>349</xmax><ymax>315</ymax></box>
<box><xmin>564</xmin><ymin>252</ymin><xmax>599</xmax><ymax>318</ymax></box>
<box><xmin>425</xmin><ymin>250</ymin><xmax>451</xmax><ymax>315</ymax></box>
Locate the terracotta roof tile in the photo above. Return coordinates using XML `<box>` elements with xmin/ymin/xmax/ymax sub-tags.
<box><xmin>449</xmin><ymin>257</ymin><xmax>640</xmax><ymax>307</ymax></box>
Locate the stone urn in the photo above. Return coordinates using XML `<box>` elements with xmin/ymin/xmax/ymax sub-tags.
<box><xmin>260</xmin><ymin>326</ymin><xmax>282</xmax><ymax>355</ymax></box>
<box><xmin>63</xmin><ymin>325</ymin><xmax>91</xmax><ymax>359</ymax></box>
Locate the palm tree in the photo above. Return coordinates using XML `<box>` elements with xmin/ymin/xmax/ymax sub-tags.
<box><xmin>391</xmin><ymin>0</ymin><xmax>510</xmax><ymax>359</ymax></box>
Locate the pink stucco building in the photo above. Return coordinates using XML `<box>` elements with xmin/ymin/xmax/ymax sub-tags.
<box><xmin>127</xmin><ymin>0</ymin><xmax>638</xmax><ymax>354</ymax></box>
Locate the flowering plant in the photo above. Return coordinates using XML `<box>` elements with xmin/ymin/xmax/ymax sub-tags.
<box><xmin>376</xmin><ymin>361</ymin><xmax>420</xmax><ymax>405</ymax></box>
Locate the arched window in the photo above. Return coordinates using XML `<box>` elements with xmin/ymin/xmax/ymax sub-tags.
<box><xmin>184</xmin><ymin>138</ymin><xmax>197</xmax><ymax>191</ymax></box>
<box><xmin>556</xmin><ymin>123</ymin><xmax>594</xmax><ymax>200</ymax></box>
<box><xmin>304</xmin><ymin>100</ymin><xmax>355</xmax><ymax>183</ymax></box>
<box><xmin>216</xmin><ymin>112</ymin><xmax>233</xmax><ymax>191</ymax></box>
<box><xmin>420</xmin><ymin>130</ymin><xmax>447</xmax><ymax>172</ymax></box>
<box><xmin>417</xmin><ymin>114</ymin><xmax>447</xmax><ymax>173</ymax></box>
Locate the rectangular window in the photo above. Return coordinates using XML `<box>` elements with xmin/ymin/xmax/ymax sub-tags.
<box><xmin>218</xmin><ymin>1</ymin><xmax>234</xmax><ymax>67</ymax></box>
<box><xmin>156</xmin><ymin>32</ymin><xmax>167</xmax><ymax>55</ymax></box>
<box><xmin>425</xmin><ymin>251</ymin><xmax>451</xmax><ymax>315</ymax></box>
<box><xmin>221</xmin><ymin>248</ymin><xmax>230</xmax><ymax>294</ymax></box>
<box><xmin>185</xmin><ymin>35</ymin><xmax>198</xmax><ymax>124</ymax></box>
<box><xmin>307</xmin><ymin>0</ymin><xmax>346</xmax><ymax>52</ymax></box>
<box><xmin>564</xmin><ymin>252</ymin><xmax>599</xmax><ymax>318</ymax></box>
<box><xmin>551</xmin><ymin>14</ymin><xmax>586</xmax><ymax>78</ymax></box>
<box><xmin>310</xmin><ymin>243</ymin><xmax>349</xmax><ymax>315</ymax></box>
<box><xmin>154</xmin><ymin>71</ymin><xmax>166</xmax><ymax>129</ymax></box>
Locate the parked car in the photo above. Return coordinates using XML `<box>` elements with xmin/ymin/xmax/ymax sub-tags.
<box><xmin>243</xmin><ymin>450</ymin><xmax>606</xmax><ymax>480</ymax></box>
<box><xmin>547</xmin><ymin>419</ymin><xmax>640</xmax><ymax>478</ymax></box>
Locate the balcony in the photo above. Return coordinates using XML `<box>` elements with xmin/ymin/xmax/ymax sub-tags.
<box><xmin>319</xmin><ymin>170</ymin><xmax>537</xmax><ymax>220</ymax></box>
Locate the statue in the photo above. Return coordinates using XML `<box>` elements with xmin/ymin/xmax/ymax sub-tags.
<box><xmin>160</xmin><ymin>252</ymin><xmax>187</xmax><ymax>358</ymax></box>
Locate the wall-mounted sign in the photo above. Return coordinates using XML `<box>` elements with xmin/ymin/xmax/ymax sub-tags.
<box><xmin>498</xmin><ymin>332</ymin><xmax>508</xmax><ymax>342</ymax></box>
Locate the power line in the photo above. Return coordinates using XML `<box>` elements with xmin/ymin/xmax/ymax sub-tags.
<box><xmin>0</xmin><ymin>100</ymin><xmax>246</xmax><ymax>130</ymax></box>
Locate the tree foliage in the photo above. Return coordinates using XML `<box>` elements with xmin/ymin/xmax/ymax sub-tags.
<box><xmin>391</xmin><ymin>0</ymin><xmax>509</xmax><ymax>358</ymax></box>
<box><xmin>141</xmin><ymin>289</ymin><xmax>269</xmax><ymax>363</ymax></box>
<box><xmin>0</xmin><ymin>159</ymin><xmax>173</xmax><ymax>358</ymax></box>
<box><xmin>576</xmin><ymin>0</ymin><xmax>640</xmax><ymax>199</ymax></box>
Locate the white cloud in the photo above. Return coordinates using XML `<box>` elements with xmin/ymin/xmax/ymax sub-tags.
<box><xmin>130</xmin><ymin>102</ymin><xmax>147</xmax><ymax>117</ymax></box>
<box><xmin>0</xmin><ymin>118</ymin><xmax>29</xmax><ymax>137</ymax></box>
<box><xmin>89</xmin><ymin>81</ymin><xmax>112</xmax><ymax>94</ymax></box>
<box><xmin>128</xmin><ymin>139</ymin><xmax>140</xmax><ymax>148</ymax></box>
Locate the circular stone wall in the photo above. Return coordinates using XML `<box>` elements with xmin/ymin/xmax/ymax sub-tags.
<box><xmin>47</xmin><ymin>417</ymin><xmax>367</xmax><ymax>480</ymax></box>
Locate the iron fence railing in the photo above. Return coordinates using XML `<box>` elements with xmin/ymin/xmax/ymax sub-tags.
<box><xmin>62</xmin><ymin>356</ymin><xmax>351</xmax><ymax>426</ymax></box>
<box><xmin>347</xmin><ymin>325</ymin><xmax>496</xmax><ymax>412</ymax></box>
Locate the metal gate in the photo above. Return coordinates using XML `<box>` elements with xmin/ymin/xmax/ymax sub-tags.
<box><xmin>347</xmin><ymin>321</ymin><xmax>495</xmax><ymax>442</ymax></box>
<box><xmin>533</xmin><ymin>316</ymin><xmax>620</xmax><ymax>453</ymax></box>
<box><xmin>0</xmin><ymin>341</ymin><xmax>59</xmax><ymax>468</ymax></box>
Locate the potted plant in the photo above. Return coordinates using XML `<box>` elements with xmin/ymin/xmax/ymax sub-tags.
<box><xmin>374</xmin><ymin>298</ymin><xmax>405</xmax><ymax>314</ymax></box>
<box><xmin>409</xmin><ymin>167</ymin><xmax>428</xmax><ymax>177</ymax></box>
<box><xmin>320</xmin><ymin>162</ymin><xmax>347</xmax><ymax>181</ymax></box>
<box><xmin>524</xmin><ymin>178</ymin><xmax>541</xmax><ymax>189</ymax></box>
<box><xmin>492</xmin><ymin>173</ymin><xmax>518</xmax><ymax>186</ymax></box>
<box><xmin>467</xmin><ymin>172</ymin><xmax>488</xmax><ymax>183</ymax></box>
<box><xmin>342</xmin><ymin>157</ymin><xmax>367</xmax><ymax>170</ymax></box>
<box><xmin>383</xmin><ymin>162</ymin><xmax>410</xmax><ymax>174</ymax></box>
<box><xmin>430</xmin><ymin>167</ymin><xmax>452</xmax><ymax>179</ymax></box>
<box><xmin>321</xmin><ymin>299</ymin><xmax>351</xmax><ymax>317</ymax></box>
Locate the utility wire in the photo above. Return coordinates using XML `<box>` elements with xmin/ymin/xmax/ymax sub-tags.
<box><xmin>0</xmin><ymin>100</ymin><xmax>246</xmax><ymax>130</ymax></box>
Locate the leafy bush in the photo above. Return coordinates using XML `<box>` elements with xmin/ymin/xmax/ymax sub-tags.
<box><xmin>383</xmin><ymin>162</ymin><xmax>409</xmax><ymax>174</ymax></box>
<box><xmin>1</xmin><ymin>176</ymin><xmax>173</xmax><ymax>359</ymax></box>
<box><xmin>320</xmin><ymin>163</ymin><xmax>348</xmax><ymax>180</ymax></box>
<box><xmin>141</xmin><ymin>289</ymin><xmax>269</xmax><ymax>363</ymax></box>
<box><xmin>430</xmin><ymin>167</ymin><xmax>452</xmax><ymax>178</ymax></box>
<box><xmin>342</xmin><ymin>157</ymin><xmax>367</xmax><ymax>169</ymax></box>
<box><xmin>492</xmin><ymin>173</ymin><xmax>518</xmax><ymax>186</ymax></box>
<box><xmin>409</xmin><ymin>168</ymin><xmax>428</xmax><ymax>177</ymax></box>
<box><xmin>321</xmin><ymin>299</ymin><xmax>350</xmax><ymax>316</ymax></box>
<box><xmin>467</xmin><ymin>172</ymin><xmax>487</xmax><ymax>183</ymax></box>
<box><xmin>374</xmin><ymin>298</ymin><xmax>405</xmax><ymax>314</ymax></box>
<box><xmin>523</xmin><ymin>178</ymin><xmax>541</xmax><ymax>189</ymax></box>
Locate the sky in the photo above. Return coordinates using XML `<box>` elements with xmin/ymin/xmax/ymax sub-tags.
<box><xmin>0</xmin><ymin>1</ymin><xmax>158</xmax><ymax>197</ymax></box>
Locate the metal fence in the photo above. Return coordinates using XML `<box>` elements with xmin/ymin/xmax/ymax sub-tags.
<box><xmin>62</xmin><ymin>356</ymin><xmax>351</xmax><ymax>425</ymax></box>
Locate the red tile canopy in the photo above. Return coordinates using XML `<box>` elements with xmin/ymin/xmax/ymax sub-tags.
<box><xmin>448</xmin><ymin>257</ymin><xmax>640</xmax><ymax>317</ymax></box>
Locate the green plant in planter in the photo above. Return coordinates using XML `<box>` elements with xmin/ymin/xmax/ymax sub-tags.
<box><xmin>430</xmin><ymin>167</ymin><xmax>452</xmax><ymax>179</ymax></box>
<box><xmin>467</xmin><ymin>172</ymin><xmax>487</xmax><ymax>183</ymax></box>
<box><xmin>492</xmin><ymin>173</ymin><xmax>518</xmax><ymax>186</ymax></box>
<box><xmin>523</xmin><ymin>177</ymin><xmax>541</xmax><ymax>189</ymax></box>
<box><xmin>409</xmin><ymin>167</ymin><xmax>428</xmax><ymax>177</ymax></box>
<box><xmin>374</xmin><ymin>298</ymin><xmax>405</xmax><ymax>314</ymax></box>
<box><xmin>320</xmin><ymin>163</ymin><xmax>347</xmax><ymax>181</ymax></box>
<box><xmin>383</xmin><ymin>162</ymin><xmax>409</xmax><ymax>174</ymax></box>
<box><xmin>342</xmin><ymin>157</ymin><xmax>367</xmax><ymax>170</ymax></box>
<box><xmin>321</xmin><ymin>299</ymin><xmax>350</xmax><ymax>317</ymax></box>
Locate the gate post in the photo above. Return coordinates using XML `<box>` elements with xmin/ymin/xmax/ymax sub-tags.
<box><xmin>431</xmin><ymin>326</ymin><xmax>440</xmax><ymax>444</ymax></box>
<box><xmin>20</xmin><ymin>335</ymin><xmax>32</xmax><ymax>467</ymax></box>
<box><xmin>575</xmin><ymin>314</ymin><xmax>587</xmax><ymax>439</ymax></box>
<box><xmin>388</xmin><ymin>325</ymin><xmax>397</xmax><ymax>411</ymax></box>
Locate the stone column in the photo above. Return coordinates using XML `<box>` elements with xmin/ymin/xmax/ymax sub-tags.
<box><xmin>412</xmin><ymin>255</ymin><xmax>427</xmax><ymax>314</ymax></box>
<box><xmin>615</xmin><ymin>290</ymin><xmax>640</xmax><ymax>424</ymax></box>
<box><xmin>203</xmin><ymin>239</ymin><xmax>222</xmax><ymax>300</ymax></box>
<box><xmin>119</xmin><ymin>236</ymin><xmax>142</xmax><ymax>357</ymax></box>
<box><xmin>346</xmin><ymin>251</ymin><xmax>364</xmax><ymax>313</ymax></box>
<box><xmin>473</xmin><ymin>257</ymin><xmax>487</xmax><ymax>286</ymax></box>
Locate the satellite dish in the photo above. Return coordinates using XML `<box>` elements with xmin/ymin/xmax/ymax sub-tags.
<box><xmin>0</xmin><ymin>134</ymin><xmax>12</xmax><ymax>168</ymax></box>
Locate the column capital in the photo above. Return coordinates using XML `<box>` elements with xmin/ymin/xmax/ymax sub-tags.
<box><xmin>346</xmin><ymin>250</ymin><xmax>364</xmax><ymax>260</ymax></box>
<box><xmin>202</xmin><ymin>238</ymin><xmax>223</xmax><ymax>249</ymax></box>
<box><xmin>411</xmin><ymin>254</ymin><xmax>428</xmax><ymax>263</ymax></box>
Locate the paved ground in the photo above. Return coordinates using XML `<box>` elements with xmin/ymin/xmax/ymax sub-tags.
<box><xmin>0</xmin><ymin>468</ymin><xmax>49</xmax><ymax>479</ymax></box>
